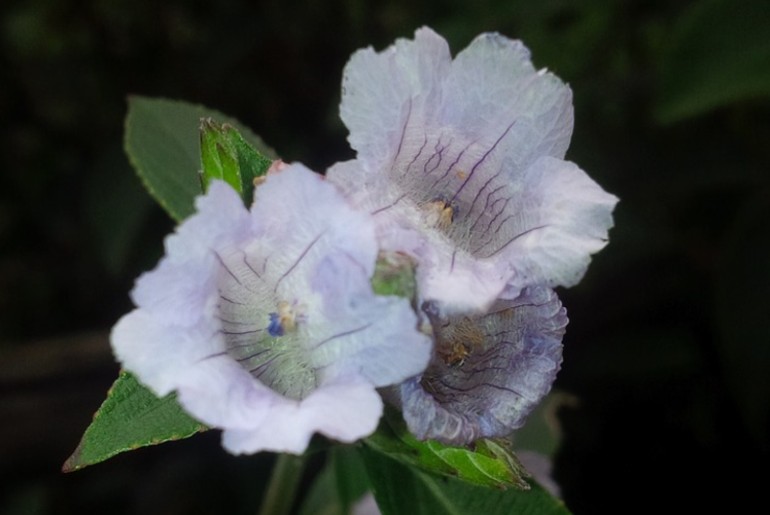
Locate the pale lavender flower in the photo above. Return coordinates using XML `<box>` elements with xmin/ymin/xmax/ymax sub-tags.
<box><xmin>393</xmin><ymin>286</ymin><xmax>567</xmax><ymax>444</ymax></box>
<box><xmin>329</xmin><ymin>28</ymin><xmax>618</xmax><ymax>313</ymax></box>
<box><xmin>352</xmin><ymin>493</ymin><xmax>381</xmax><ymax>515</ymax></box>
<box><xmin>111</xmin><ymin>164</ymin><xmax>432</xmax><ymax>454</ymax></box>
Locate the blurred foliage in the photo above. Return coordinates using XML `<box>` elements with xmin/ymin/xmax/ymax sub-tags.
<box><xmin>1</xmin><ymin>0</ymin><xmax>768</xmax><ymax>514</ymax></box>
<box><xmin>656</xmin><ymin>0</ymin><xmax>770</xmax><ymax>122</ymax></box>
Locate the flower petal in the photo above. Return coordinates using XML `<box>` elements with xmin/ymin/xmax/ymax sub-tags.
<box><xmin>332</xmin><ymin>28</ymin><xmax>617</xmax><ymax>313</ymax></box>
<box><xmin>130</xmin><ymin>258</ymin><xmax>218</xmax><ymax>327</ymax></box>
<box><xmin>131</xmin><ymin>181</ymin><xmax>248</xmax><ymax>326</ymax></box>
<box><xmin>311</xmin><ymin>252</ymin><xmax>431</xmax><ymax>387</ymax></box>
<box><xmin>442</xmin><ymin>32</ymin><xmax>574</xmax><ymax>166</ymax></box>
<box><xmin>498</xmin><ymin>156</ymin><xmax>619</xmax><ymax>296</ymax></box>
<box><xmin>340</xmin><ymin>28</ymin><xmax>573</xmax><ymax>179</ymax></box>
<box><xmin>221</xmin><ymin>380</ymin><xmax>383</xmax><ymax>454</ymax></box>
<box><xmin>175</xmin><ymin>356</ymin><xmax>273</xmax><ymax>429</ymax></box>
<box><xmin>113</xmin><ymin>166</ymin><xmax>432</xmax><ymax>455</ymax></box>
<box><xmin>340</xmin><ymin>27</ymin><xmax>451</xmax><ymax>167</ymax></box>
<box><xmin>165</xmin><ymin>180</ymin><xmax>252</xmax><ymax>263</ymax></box>
<box><xmin>397</xmin><ymin>286</ymin><xmax>566</xmax><ymax>444</ymax></box>
<box><xmin>111</xmin><ymin>309</ymin><xmax>221</xmax><ymax>396</ymax></box>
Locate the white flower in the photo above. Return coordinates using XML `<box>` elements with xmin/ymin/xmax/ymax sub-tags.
<box><xmin>111</xmin><ymin>164</ymin><xmax>432</xmax><ymax>454</ymax></box>
<box><xmin>329</xmin><ymin>27</ymin><xmax>618</xmax><ymax>313</ymax></box>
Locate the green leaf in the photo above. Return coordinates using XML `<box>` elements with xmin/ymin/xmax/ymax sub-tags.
<box><xmin>124</xmin><ymin>96</ymin><xmax>275</xmax><ymax>222</ymax></box>
<box><xmin>361</xmin><ymin>445</ymin><xmax>571</xmax><ymax>515</ymax></box>
<box><xmin>63</xmin><ymin>371</ymin><xmax>206</xmax><ymax>472</ymax></box>
<box><xmin>332</xmin><ymin>446</ymin><xmax>370</xmax><ymax>513</ymax></box>
<box><xmin>656</xmin><ymin>0</ymin><xmax>770</xmax><ymax>123</ymax></box>
<box><xmin>257</xmin><ymin>454</ymin><xmax>307</xmax><ymax>515</ymax></box>
<box><xmin>297</xmin><ymin>461</ymin><xmax>343</xmax><ymax>515</ymax></box>
<box><xmin>297</xmin><ymin>446</ymin><xmax>371</xmax><ymax>515</ymax></box>
<box><xmin>199</xmin><ymin>118</ymin><xmax>273</xmax><ymax>201</ymax></box>
<box><xmin>365</xmin><ymin>407</ymin><xmax>529</xmax><ymax>490</ymax></box>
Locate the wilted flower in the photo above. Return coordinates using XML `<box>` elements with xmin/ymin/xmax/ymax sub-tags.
<box><xmin>394</xmin><ymin>286</ymin><xmax>567</xmax><ymax>444</ymax></box>
<box><xmin>329</xmin><ymin>27</ymin><xmax>618</xmax><ymax>313</ymax></box>
<box><xmin>111</xmin><ymin>164</ymin><xmax>432</xmax><ymax>454</ymax></box>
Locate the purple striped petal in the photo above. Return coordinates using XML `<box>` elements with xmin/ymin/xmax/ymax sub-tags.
<box><xmin>395</xmin><ymin>286</ymin><xmax>566</xmax><ymax>444</ymax></box>
<box><xmin>330</xmin><ymin>28</ymin><xmax>617</xmax><ymax>313</ymax></box>
<box><xmin>112</xmin><ymin>165</ymin><xmax>432</xmax><ymax>454</ymax></box>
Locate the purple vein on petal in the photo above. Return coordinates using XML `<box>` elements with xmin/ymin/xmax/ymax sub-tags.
<box><xmin>273</xmin><ymin>231</ymin><xmax>325</xmax><ymax>293</ymax></box>
<box><xmin>311</xmin><ymin>323</ymin><xmax>373</xmax><ymax>350</ymax></box>
<box><xmin>226</xmin><ymin>339</ymin><xmax>266</xmax><ymax>351</ymax></box>
<box><xmin>480</xmin><ymin>224</ymin><xmax>549</xmax><ymax>259</ymax></box>
<box><xmin>472</xmin><ymin>199</ymin><xmax>525</xmax><ymax>254</ymax></box>
<box><xmin>424</xmin><ymin>136</ymin><xmax>448</xmax><ymax>175</ymax></box>
<box><xmin>465</xmin><ymin>165</ymin><xmax>504</xmax><ymax>223</ymax></box>
<box><xmin>214</xmin><ymin>251</ymin><xmax>242</xmax><ymax>285</ymax></box>
<box><xmin>371</xmin><ymin>193</ymin><xmax>406</xmax><ymax>216</ymax></box>
<box><xmin>450</xmin><ymin>120</ymin><xmax>516</xmax><ymax>203</ymax></box>
<box><xmin>197</xmin><ymin>351</ymin><xmax>230</xmax><ymax>363</ymax></box>
<box><xmin>217</xmin><ymin>316</ymin><xmax>259</xmax><ymax>326</ymax></box>
<box><xmin>249</xmin><ymin>353</ymin><xmax>281</xmax><ymax>375</ymax></box>
<box><xmin>429</xmin><ymin>139</ymin><xmax>474</xmax><ymax>191</ymax></box>
<box><xmin>404</xmin><ymin>132</ymin><xmax>429</xmax><ymax>176</ymax></box>
<box><xmin>436</xmin><ymin>376</ymin><xmax>525</xmax><ymax>398</ymax></box>
<box><xmin>235</xmin><ymin>348</ymin><xmax>272</xmax><ymax>364</ymax></box>
<box><xmin>242</xmin><ymin>252</ymin><xmax>265</xmax><ymax>281</ymax></box>
<box><xmin>467</xmin><ymin>184</ymin><xmax>507</xmax><ymax>233</ymax></box>
<box><xmin>392</xmin><ymin>98</ymin><xmax>413</xmax><ymax>165</ymax></box>
<box><xmin>469</xmin><ymin>198</ymin><xmax>511</xmax><ymax>252</ymax></box>
<box><xmin>221</xmin><ymin>329</ymin><xmax>263</xmax><ymax>336</ymax></box>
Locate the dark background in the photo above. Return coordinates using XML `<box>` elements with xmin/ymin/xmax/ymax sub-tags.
<box><xmin>1</xmin><ymin>0</ymin><xmax>768</xmax><ymax>513</ymax></box>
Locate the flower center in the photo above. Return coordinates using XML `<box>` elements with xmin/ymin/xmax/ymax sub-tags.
<box><xmin>422</xmin><ymin>199</ymin><xmax>455</xmax><ymax>231</ymax></box>
<box><xmin>435</xmin><ymin>317</ymin><xmax>484</xmax><ymax>368</ymax></box>
<box><xmin>267</xmin><ymin>300</ymin><xmax>306</xmax><ymax>336</ymax></box>
<box><xmin>218</xmin><ymin>290</ymin><xmax>316</xmax><ymax>400</ymax></box>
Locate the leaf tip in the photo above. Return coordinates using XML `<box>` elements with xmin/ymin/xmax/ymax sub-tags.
<box><xmin>61</xmin><ymin>441</ymin><xmax>85</xmax><ymax>473</ymax></box>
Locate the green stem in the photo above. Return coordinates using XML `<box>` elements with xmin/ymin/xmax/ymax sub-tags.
<box><xmin>258</xmin><ymin>453</ymin><xmax>307</xmax><ymax>515</ymax></box>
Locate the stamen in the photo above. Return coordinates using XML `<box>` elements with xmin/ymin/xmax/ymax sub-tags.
<box><xmin>267</xmin><ymin>312</ymin><xmax>284</xmax><ymax>336</ymax></box>
<box><xmin>424</xmin><ymin>199</ymin><xmax>455</xmax><ymax>231</ymax></box>
<box><xmin>267</xmin><ymin>300</ymin><xmax>304</xmax><ymax>337</ymax></box>
<box><xmin>437</xmin><ymin>317</ymin><xmax>485</xmax><ymax>367</ymax></box>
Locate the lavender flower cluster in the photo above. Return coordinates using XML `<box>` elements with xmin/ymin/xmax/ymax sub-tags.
<box><xmin>111</xmin><ymin>28</ymin><xmax>617</xmax><ymax>454</ymax></box>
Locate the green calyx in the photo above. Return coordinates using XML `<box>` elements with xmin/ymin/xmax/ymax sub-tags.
<box><xmin>199</xmin><ymin>118</ymin><xmax>273</xmax><ymax>202</ymax></box>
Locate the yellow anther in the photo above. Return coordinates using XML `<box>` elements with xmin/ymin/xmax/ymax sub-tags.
<box><xmin>424</xmin><ymin>200</ymin><xmax>455</xmax><ymax>230</ymax></box>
